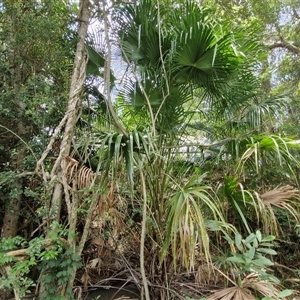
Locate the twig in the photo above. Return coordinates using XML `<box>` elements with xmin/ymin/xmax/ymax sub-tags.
<box><xmin>0</xmin><ymin>124</ymin><xmax>37</xmax><ymax>161</ymax></box>
<box><xmin>35</xmin><ymin>114</ymin><xmax>68</xmax><ymax>177</ymax></box>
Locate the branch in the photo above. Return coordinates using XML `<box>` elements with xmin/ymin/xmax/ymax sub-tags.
<box><xmin>292</xmin><ymin>7</ymin><xmax>300</xmax><ymax>19</ymax></box>
<box><xmin>0</xmin><ymin>124</ymin><xmax>37</xmax><ymax>162</ymax></box>
<box><xmin>269</xmin><ymin>38</ymin><xmax>300</xmax><ymax>55</ymax></box>
<box><xmin>0</xmin><ymin>171</ymin><xmax>35</xmax><ymax>186</ymax></box>
<box><xmin>4</xmin><ymin>238</ymin><xmax>70</xmax><ymax>258</ymax></box>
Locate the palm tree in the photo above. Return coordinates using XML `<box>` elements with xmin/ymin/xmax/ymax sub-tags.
<box><xmin>112</xmin><ymin>0</ymin><xmax>255</xmax><ymax>275</ymax></box>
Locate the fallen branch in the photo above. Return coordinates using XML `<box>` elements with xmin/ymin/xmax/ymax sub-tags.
<box><xmin>4</xmin><ymin>238</ymin><xmax>70</xmax><ymax>258</ymax></box>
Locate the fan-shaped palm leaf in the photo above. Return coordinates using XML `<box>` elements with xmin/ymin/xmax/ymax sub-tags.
<box><xmin>115</xmin><ymin>0</ymin><xmax>252</xmax><ymax>131</ymax></box>
<box><xmin>207</xmin><ymin>272</ymin><xmax>285</xmax><ymax>300</ymax></box>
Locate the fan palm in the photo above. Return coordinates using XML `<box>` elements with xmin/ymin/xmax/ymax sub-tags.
<box><xmin>112</xmin><ymin>0</ymin><xmax>259</xmax><ymax>273</ymax></box>
<box><xmin>115</xmin><ymin>0</ymin><xmax>250</xmax><ymax>131</ymax></box>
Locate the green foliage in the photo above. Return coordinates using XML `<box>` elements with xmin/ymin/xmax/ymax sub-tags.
<box><xmin>38</xmin><ymin>248</ymin><xmax>81</xmax><ymax>300</ymax></box>
<box><xmin>0</xmin><ymin>236</ymin><xmax>27</xmax><ymax>262</ymax></box>
<box><xmin>115</xmin><ymin>0</ymin><xmax>255</xmax><ymax>132</ymax></box>
<box><xmin>160</xmin><ymin>174</ymin><xmax>231</xmax><ymax>270</ymax></box>
<box><xmin>0</xmin><ymin>0</ymin><xmax>300</xmax><ymax>298</ymax></box>
<box><xmin>0</xmin><ymin>223</ymin><xmax>81</xmax><ymax>299</ymax></box>
<box><xmin>225</xmin><ymin>231</ymin><xmax>279</xmax><ymax>284</ymax></box>
<box><xmin>262</xmin><ymin>288</ymin><xmax>293</xmax><ymax>300</ymax></box>
<box><xmin>0</xmin><ymin>236</ymin><xmax>35</xmax><ymax>297</ymax></box>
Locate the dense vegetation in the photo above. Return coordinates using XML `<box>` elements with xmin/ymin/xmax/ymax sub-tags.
<box><xmin>0</xmin><ymin>0</ymin><xmax>300</xmax><ymax>299</ymax></box>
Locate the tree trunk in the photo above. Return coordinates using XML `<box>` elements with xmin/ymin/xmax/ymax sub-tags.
<box><xmin>48</xmin><ymin>0</ymin><xmax>91</xmax><ymax>222</ymax></box>
<box><xmin>1</xmin><ymin>25</ymin><xmax>26</xmax><ymax>238</ymax></box>
<box><xmin>38</xmin><ymin>0</ymin><xmax>91</xmax><ymax>298</ymax></box>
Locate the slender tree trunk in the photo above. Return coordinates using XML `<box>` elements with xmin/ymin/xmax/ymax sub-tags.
<box><xmin>38</xmin><ymin>1</ymin><xmax>91</xmax><ymax>298</ymax></box>
<box><xmin>49</xmin><ymin>0</ymin><xmax>91</xmax><ymax>223</ymax></box>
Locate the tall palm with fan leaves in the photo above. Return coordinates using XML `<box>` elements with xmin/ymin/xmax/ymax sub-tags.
<box><xmin>111</xmin><ymin>0</ymin><xmax>257</xmax><ymax>275</ymax></box>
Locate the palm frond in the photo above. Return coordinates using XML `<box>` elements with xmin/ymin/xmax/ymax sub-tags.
<box><xmin>258</xmin><ymin>185</ymin><xmax>300</xmax><ymax>234</ymax></box>
<box><xmin>170</xmin><ymin>3</ymin><xmax>239</xmax><ymax>95</ymax></box>
<box><xmin>260</xmin><ymin>185</ymin><xmax>299</xmax><ymax>205</ymax></box>
<box><xmin>115</xmin><ymin>0</ymin><xmax>255</xmax><ymax>131</ymax></box>
<box><xmin>115</xmin><ymin>0</ymin><xmax>168</xmax><ymax>69</ymax></box>
<box><xmin>64</xmin><ymin>156</ymin><xmax>94</xmax><ymax>189</ymax></box>
<box><xmin>242</xmin><ymin>95</ymin><xmax>290</xmax><ymax>130</ymax></box>
<box><xmin>236</xmin><ymin>135</ymin><xmax>300</xmax><ymax>175</ymax></box>
<box><xmin>207</xmin><ymin>274</ymin><xmax>283</xmax><ymax>300</ymax></box>
<box><xmin>219</xmin><ymin>176</ymin><xmax>300</xmax><ymax>235</ymax></box>
<box><xmin>160</xmin><ymin>174</ymin><xmax>228</xmax><ymax>271</ymax></box>
<box><xmin>219</xmin><ymin>176</ymin><xmax>259</xmax><ymax>234</ymax></box>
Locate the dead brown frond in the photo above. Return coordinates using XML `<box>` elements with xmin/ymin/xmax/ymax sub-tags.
<box><xmin>207</xmin><ymin>274</ymin><xmax>282</xmax><ymax>300</ymax></box>
<box><xmin>78</xmin><ymin>165</ymin><xmax>94</xmax><ymax>189</ymax></box>
<box><xmin>64</xmin><ymin>156</ymin><xmax>79</xmax><ymax>181</ymax></box>
<box><xmin>259</xmin><ymin>185</ymin><xmax>300</xmax><ymax>227</ymax></box>
<box><xmin>207</xmin><ymin>286</ymin><xmax>255</xmax><ymax>300</ymax></box>
<box><xmin>260</xmin><ymin>185</ymin><xmax>299</xmax><ymax>205</ymax></box>
<box><xmin>63</xmin><ymin>156</ymin><xmax>94</xmax><ymax>189</ymax></box>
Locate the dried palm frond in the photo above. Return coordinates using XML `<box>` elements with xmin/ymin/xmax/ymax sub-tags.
<box><xmin>63</xmin><ymin>156</ymin><xmax>94</xmax><ymax>189</ymax></box>
<box><xmin>64</xmin><ymin>156</ymin><xmax>79</xmax><ymax>182</ymax></box>
<box><xmin>259</xmin><ymin>185</ymin><xmax>300</xmax><ymax>232</ymax></box>
<box><xmin>77</xmin><ymin>165</ymin><xmax>94</xmax><ymax>189</ymax></box>
<box><xmin>207</xmin><ymin>286</ymin><xmax>255</xmax><ymax>300</ymax></box>
<box><xmin>260</xmin><ymin>185</ymin><xmax>299</xmax><ymax>205</ymax></box>
<box><xmin>207</xmin><ymin>274</ymin><xmax>282</xmax><ymax>300</ymax></box>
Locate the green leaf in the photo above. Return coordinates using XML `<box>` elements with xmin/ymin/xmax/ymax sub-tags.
<box><xmin>235</xmin><ymin>233</ymin><xmax>242</xmax><ymax>250</ymax></box>
<box><xmin>256</xmin><ymin>248</ymin><xmax>277</xmax><ymax>255</ymax></box>
<box><xmin>244</xmin><ymin>233</ymin><xmax>256</xmax><ymax>245</ymax></box>
<box><xmin>256</xmin><ymin>230</ymin><xmax>262</xmax><ymax>242</ymax></box>
<box><xmin>259</xmin><ymin>242</ymin><xmax>275</xmax><ymax>247</ymax></box>
<box><xmin>252</xmin><ymin>257</ymin><xmax>274</xmax><ymax>266</ymax></box>
<box><xmin>262</xmin><ymin>235</ymin><xmax>276</xmax><ymax>242</ymax></box>
<box><xmin>253</xmin><ymin>237</ymin><xmax>258</xmax><ymax>248</ymax></box>
<box><xmin>227</xmin><ymin>256</ymin><xmax>245</xmax><ymax>264</ymax></box>
<box><xmin>86</xmin><ymin>45</ymin><xmax>105</xmax><ymax>67</ymax></box>
<box><xmin>277</xmin><ymin>289</ymin><xmax>293</xmax><ymax>297</ymax></box>
<box><xmin>245</xmin><ymin>246</ymin><xmax>255</xmax><ymax>260</ymax></box>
